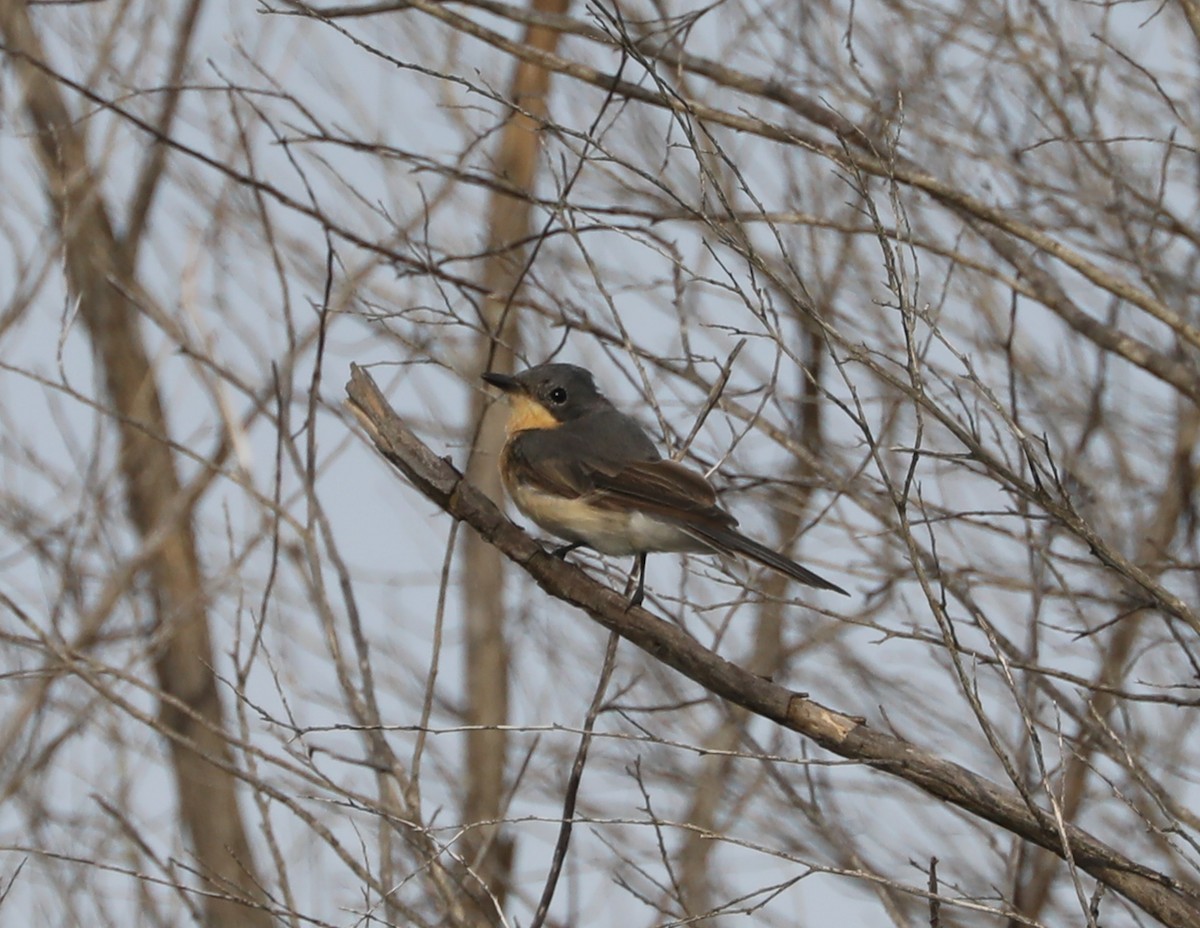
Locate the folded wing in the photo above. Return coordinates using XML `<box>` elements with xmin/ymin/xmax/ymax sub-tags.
<box><xmin>588</xmin><ymin>459</ymin><xmax>738</xmax><ymax>529</ymax></box>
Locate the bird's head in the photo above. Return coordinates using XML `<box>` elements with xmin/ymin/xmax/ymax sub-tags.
<box><xmin>482</xmin><ymin>363</ymin><xmax>608</xmax><ymax>432</ymax></box>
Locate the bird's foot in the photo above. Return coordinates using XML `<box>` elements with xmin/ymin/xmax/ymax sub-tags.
<box><xmin>551</xmin><ymin>541</ymin><xmax>586</xmax><ymax>560</ymax></box>
<box><xmin>625</xmin><ymin>553</ymin><xmax>648</xmax><ymax>608</ymax></box>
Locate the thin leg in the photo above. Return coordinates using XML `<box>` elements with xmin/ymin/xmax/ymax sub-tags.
<box><xmin>629</xmin><ymin>553</ymin><xmax>647</xmax><ymax>607</ymax></box>
<box><xmin>551</xmin><ymin>541</ymin><xmax>586</xmax><ymax>560</ymax></box>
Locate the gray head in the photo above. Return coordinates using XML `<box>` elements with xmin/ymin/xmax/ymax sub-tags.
<box><xmin>482</xmin><ymin>363</ymin><xmax>611</xmax><ymax>424</ymax></box>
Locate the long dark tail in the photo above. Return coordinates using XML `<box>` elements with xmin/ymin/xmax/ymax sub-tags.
<box><xmin>683</xmin><ymin>524</ymin><xmax>849</xmax><ymax>596</ymax></box>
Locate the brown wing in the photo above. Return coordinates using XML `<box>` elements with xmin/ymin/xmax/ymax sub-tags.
<box><xmin>588</xmin><ymin>459</ymin><xmax>739</xmax><ymax>530</ymax></box>
<box><xmin>505</xmin><ymin>414</ymin><xmax>737</xmax><ymax>529</ymax></box>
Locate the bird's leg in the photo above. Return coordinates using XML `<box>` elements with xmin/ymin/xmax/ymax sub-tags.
<box><xmin>628</xmin><ymin>553</ymin><xmax>647</xmax><ymax>607</ymax></box>
<box><xmin>551</xmin><ymin>541</ymin><xmax>586</xmax><ymax>560</ymax></box>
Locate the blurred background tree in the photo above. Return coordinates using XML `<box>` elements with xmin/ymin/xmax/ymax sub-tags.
<box><xmin>1</xmin><ymin>0</ymin><xmax>1199</xmax><ymax>926</ymax></box>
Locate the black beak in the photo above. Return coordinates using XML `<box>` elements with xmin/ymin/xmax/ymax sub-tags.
<box><xmin>482</xmin><ymin>371</ymin><xmax>520</xmax><ymax>392</ymax></box>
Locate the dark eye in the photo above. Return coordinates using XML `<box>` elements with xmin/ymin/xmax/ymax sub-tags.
<box><xmin>548</xmin><ymin>387</ymin><xmax>567</xmax><ymax>405</ymax></box>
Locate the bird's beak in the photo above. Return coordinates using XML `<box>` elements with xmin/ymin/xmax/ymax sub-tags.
<box><xmin>482</xmin><ymin>371</ymin><xmax>521</xmax><ymax>393</ymax></box>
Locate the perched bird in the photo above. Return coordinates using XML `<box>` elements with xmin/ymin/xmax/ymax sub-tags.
<box><xmin>482</xmin><ymin>363</ymin><xmax>847</xmax><ymax>605</ymax></box>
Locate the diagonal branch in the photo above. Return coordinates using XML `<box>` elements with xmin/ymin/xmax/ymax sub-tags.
<box><xmin>346</xmin><ymin>363</ymin><xmax>1200</xmax><ymax>928</ymax></box>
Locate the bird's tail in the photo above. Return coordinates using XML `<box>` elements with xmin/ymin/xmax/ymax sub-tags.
<box><xmin>683</xmin><ymin>524</ymin><xmax>849</xmax><ymax>596</ymax></box>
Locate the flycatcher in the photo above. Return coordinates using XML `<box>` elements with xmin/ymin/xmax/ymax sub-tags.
<box><xmin>483</xmin><ymin>363</ymin><xmax>848</xmax><ymax>604</ymax></box>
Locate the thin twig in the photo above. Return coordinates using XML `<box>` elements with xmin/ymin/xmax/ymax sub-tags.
<box><xmin>530</xmin><ymin>631</ymin><xmax>621</xmax><ymax>928</ymax></box>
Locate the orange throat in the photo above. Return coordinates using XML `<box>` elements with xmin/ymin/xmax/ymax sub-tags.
<box><xmin>504</xmin><ymin>393</ymin><xmax>560</xmax><ymax>435</ymax></box>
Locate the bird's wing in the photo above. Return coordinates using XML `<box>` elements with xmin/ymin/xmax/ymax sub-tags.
<box><xmin>587</xmin><ymin>459</ymin><xmax>739</xmax><ymax>529</ymax></box>
<box><xmin>506</xmin><ymin>420</ymin><xmax>736</xmax><ymax>526</ymax></box>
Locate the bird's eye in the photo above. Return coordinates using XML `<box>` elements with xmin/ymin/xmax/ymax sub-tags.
<box><xmin>548</xmin><ymin>387</ymin><xmax>568</xmax><ymax>405</ymax></box>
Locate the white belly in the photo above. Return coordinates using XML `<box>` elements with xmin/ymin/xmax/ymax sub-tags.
<box><xmin>510</xmin><ymin>484</ymin><xmax>711</xmax><ymax>556</ymax></box>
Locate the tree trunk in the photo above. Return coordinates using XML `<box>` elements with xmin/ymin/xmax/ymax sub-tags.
<box><xmin>0</xmin><ymin>4</ymin><xmax>270</xmax><ymax>925</ymax></box>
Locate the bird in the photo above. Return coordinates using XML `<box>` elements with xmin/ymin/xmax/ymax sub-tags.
<box><xmin>482</xmin><ymin>362</ymin><xmax>848</xmax><ymax>605</ymax></box>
